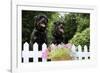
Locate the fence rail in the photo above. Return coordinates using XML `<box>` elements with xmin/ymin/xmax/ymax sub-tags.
<box><xmin>21</xmin><ymin>42</ymin><xmax>90</xmax><ymax>63</ymax></box>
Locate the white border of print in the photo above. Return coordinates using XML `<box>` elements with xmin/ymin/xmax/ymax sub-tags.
<box><xmin>11</xmin><ymin>1</ymin><xmax>97</xmax><ymax>73</ymax></box>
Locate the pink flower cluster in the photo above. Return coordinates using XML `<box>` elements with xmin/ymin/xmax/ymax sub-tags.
<box><xmin>42</xmin><ymin>49</ymin><xmax>48</xmax><ymax>59</ymax></box>
<box><xmin>42</xmin><ymin>43</ymin><xmax>72</xmax><ymax>59</ymax></box>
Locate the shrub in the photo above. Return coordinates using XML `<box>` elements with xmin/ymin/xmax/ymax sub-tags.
<box><xmin>69</xmin><ymin>28</ymin><xmax>90</xmax><ymax>46</ymax></box>
<box><xmin>49</xmin><ymin>48</ymin><xmax>73</xmax><ymax>61</ymax></box>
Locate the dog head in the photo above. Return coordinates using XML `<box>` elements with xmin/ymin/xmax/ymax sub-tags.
<box><xmin>34</xmin><ymin>14</ymin><xmax>48</xmax><ymax>32</ymax></box>
<box><xmin>54</xmin><ymin>21</ymin><xmax>64</xmax><ymax>35</ymax></box>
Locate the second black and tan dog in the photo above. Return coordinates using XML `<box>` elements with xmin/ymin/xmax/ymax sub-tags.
<box><xmin>52</xmin><ymin>21</ymin><xmax>65</xmax><ymax>45</ymax></box>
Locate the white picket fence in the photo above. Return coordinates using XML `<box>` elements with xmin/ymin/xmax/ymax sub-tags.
<box><xmin>22</xmin><ymin>42</ymin><xmax>48</xmax><ymax>63</ymax></box>
<box><xmin>71</xmin><ymin>45</ymin><xmax>90</xmax><ymax>60</ymax></box>
<box><xmin>22</xmin><ymin>42</ymin><xmax>90</xmax><ymax>63</ymax></box>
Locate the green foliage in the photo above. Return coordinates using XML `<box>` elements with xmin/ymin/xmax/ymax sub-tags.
<box><xmin>64</xmin><ymin>13</ymin><xmax>77</xmax><ymax>43</ymax></box>
<box><xmin>76</xmin><ymin>13</ymin><xmax>90</xmax><ymax>32</ymax></box>
<box><xmin>69</xmin><ymin>28</ymin><xmax>90</xmax><ymax>46</ymax></box>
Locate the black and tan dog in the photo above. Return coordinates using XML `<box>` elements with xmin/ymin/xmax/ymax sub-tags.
<box><xmin>52</xmin><ymin>21</ymin><xmax>65</xmax><ymax>45</ymax></box>
<box><xmin>29</xmin><ymin>14</ymin><xmax>48</xmax><ymax>51</ymax></box>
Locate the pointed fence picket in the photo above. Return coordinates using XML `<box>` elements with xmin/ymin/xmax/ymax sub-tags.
<box><xmin>22</xmin><ymin>42</ymin><xmax>90</xmax><ymax>63</ymax></box>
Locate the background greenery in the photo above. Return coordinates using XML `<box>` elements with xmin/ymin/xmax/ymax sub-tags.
<box><xmin>22</xmin><ymin>10</ymin><xmax>90</xmax><ymax>46</ymax></box>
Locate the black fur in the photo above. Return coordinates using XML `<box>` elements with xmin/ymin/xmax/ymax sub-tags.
<box><xmin>52</xmin><ymin>21</ymin><xmax>65</xmax><ymax>45</ymax></box>
<box><xmin>29</xmin><ymin>15</ymin><xmax>48</xmax><ymax>51</ymax></box>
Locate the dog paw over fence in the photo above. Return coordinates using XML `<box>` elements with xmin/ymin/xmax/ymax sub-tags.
<box><xmin>21</xmin><ymin>42</ymin><xmax>90</xmax><ymax>63</ymax></box>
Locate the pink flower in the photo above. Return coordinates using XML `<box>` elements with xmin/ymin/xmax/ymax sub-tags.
<box><xmin>42</xmin><ymin>49</ymin><xmax>48</xmax><ymax>59</ymax></box>
<box><xmin>64</xmin><ymin>43</ymin><xmax>72</xmax><ymax>49</ymax></box>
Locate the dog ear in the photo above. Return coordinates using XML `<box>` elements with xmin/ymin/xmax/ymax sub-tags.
<box><xmin>54</xmin><ymin>22</ymin><xmax>56</xmax><ymax>25</ymax></box>
<box><xmin>53</xmin><ymin>22</ymin><xmax>59</xmax><ymax>32</ymax></box>
<box><xmin>54</xmin><ymin>22</ymin><xmax>58</xmax><ymax>27</ymax></box>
